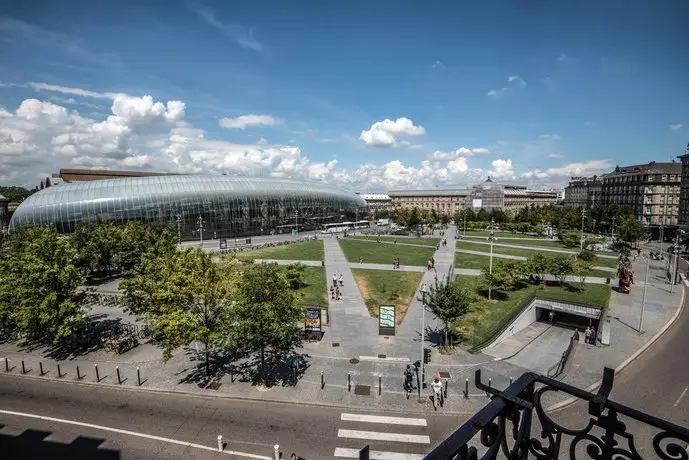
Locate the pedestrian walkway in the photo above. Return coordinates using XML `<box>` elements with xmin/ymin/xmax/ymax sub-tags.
<box><xmin>323</xmin><ymin>237</ymin><xmax>378</xmax><ymax>349</ymax></box>
<box><xmin>333</xmin><ymin>412</ymin><xmax>429</xmax><ymax>459</ymax></box>
<box><xmin>458</xmin><ymin>239</ymin><xmax>618</xmax><ymax>260</ymax></box>
<box><xmin>253</xmin><ymin>259</ymin><xmax>323</xmax><ymax>266</ymax></box>
<box><xmin>455</xmin><ymin>248</ymin><xmax>615</xmax><ymax>273</ymax></box>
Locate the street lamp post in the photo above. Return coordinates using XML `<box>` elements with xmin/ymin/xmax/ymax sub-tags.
<box><xmin>488</xmin><ymin>218</ymin><xmax>496</xmax><ymax>301</ymax></box>
<box><xmin>197</xmin><ymin>216</ymin><xmax>204</xmax><ymax>246</ymax></box>
<box><xmin>463</xmin><ymin>213</ymin><xmax>467</xmax><ymax>238</ymax></box>
<box><xmin>355</xmin><ymin>208</ymin><xmax>359</xmax><ymax>236</ymax></box>
<box><xmin>639</xmin><ymin>254</ymin><xmax>650</xmax><ymax>333</ymax></box>
<box><xmin>419</xmin><ymin>282</ymin><xmax>428</xmax><ymax>400</ymax></box>
<box><xmin>294</xmin><ymin>210</ymin><xmax>299</xmax><ymax>238</ymax></box>
<box><xmin>580</xmin><ymin>208</ymin><xmax>586</xmax><ymax>252</ymax></box>
<box><xmin>175</xmin><ymin>214</ymin><xmax>182</xmax><ymax>244</ymax></box>
<box><xmin>671</xmin><ymin>231</ymin><xmax>683</xmax><ymax>293</ymax></box>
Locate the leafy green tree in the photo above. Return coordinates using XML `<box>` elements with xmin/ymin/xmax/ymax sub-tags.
<box><xmin>71</xmin><ymin>221</ymin><xmax>121</xmax><ymax>276</ymax></box>
<box><xmin>482</xmin><ymin>259</ymin><xmax>524</xmax><ymax>292</ymax></box>
<box><xmin>0</xmin><ymin>227</ymin><xmax>86</xmax><ymax>343</ymax></box>
<box><xmin>572</xmin><ymin>260</ymin><xmax>591</xmax><ymax>287</ymax></box>
<box><xmin>559</xmin><ymin>230</ymin><xmax>581</xmax><ymax>248</ymax></box>
<box><xmin>281</xmin><ymin>263</ymin><xmax>306</xmax><ymax>290</ymax></box>
<box><xmin>115</xmin><ymin>222</ymin><xmax>176</xmax><ymax>273</ymax></box>
<box><xmin>617</xmin><ymin>216</ymin><xmax>644</xmax><ymax>245</ymax></box>
<box><xmin>0</xmin><ymin>185</ymin><xmax>36</xmax><ymax>203</ymax></box>
<box><xmin>121</xmin><ymin>248</ymin><xmax>236</xmax><ymax>375</ymax></box>
<box><xmin>422</xmin><ymin>269</ymin><xmax>473</xmax><ymax>346</ymax></box>
<box><xmin>228</xmin><ymin>263</ymin><xmax>304</xmax><ymax>379</ymax></box>
<box><xmin>527</xmin><ymin>253</ymin><xmax>553</xmax><ymax>280</ymax></box>
<box><xmin>551</xmin><ymin>255</ymin><xmax>574</xmax><ymax>285</ymax></box>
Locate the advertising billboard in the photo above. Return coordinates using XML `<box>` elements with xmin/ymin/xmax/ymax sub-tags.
<box><xmin>378</xmin><ymin>305</ymin><xmax>396</xmax><ymax>336</ymax></box>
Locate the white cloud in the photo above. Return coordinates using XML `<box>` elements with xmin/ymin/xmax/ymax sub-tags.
<box><xmin>447</xmin><ymin>157</ymin><xmax>468</xmax><ymax>173</ymax></box>
<box><xmin>29</xmin><ymin>82</ymin><xmax>122</xmax><ymax>100</ymax></box>
<box><xmin>520</xmin><ymin>160</ymin><xmax>612</xmax><ymax>180</ymax></box>
<box><xmin>538</xmin><ymin>134</ymin><xmax>562</xmax><ymax>140</ymax></box>
<box><xmin>432</xmin><ymin>60</ymin><xmax>444</xmax><ymax>70</ymax></box>
<box><xmin>256</xmin><ymin>137</ymin><xmax>269</xmax><ymax>145</ymax></box>
<box><xmin>359</xmin><ymin>117</ymin><xmax>426</xmax><ymax>147</ymax></box>
<box><xmin>547</xmin><ymin>153</ymin><xmax>564</xmax><ymax>159</ymax></box>
<box><xmin>488</xmin><ymin>76</ymin><xmax>527</xmax><ymax>97</ymax></box>
<box><xmin>428</xmin><ymin>147</ymin><xmax>489</xmax><ymax>161</ymax></box>
<box><xmin>219</xmin><ymin>114</ymin><xmax>279</xmax><ymax>129</ymax></box>
<box><xmin>190</xmin><ymin>4</ymin><xmax>262</xmax><ymax>52</ymax></box>
<box><xmin>557</xmin><ymin>53</ymin><xmax>567</xmax><ymax>62</ymax></box>
<box><xmin>489</xmin><ymin>159</ymin><xmax>514</xmax><ymax>179</ymax></box>
<box><xmin>670</xmin><ymin>123</ymin><xmax>684</xmax><ymax>131</ymax></box>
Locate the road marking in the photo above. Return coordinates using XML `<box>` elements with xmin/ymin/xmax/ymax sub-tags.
<box><xmin>674</xmin><ymin>386</ymin><xmax>688</xmax><ymax>408</ymax></box>
<box><xmin>359</xmin><ymin>356</ymin><xmax>410</xmax><ymax>363</ymax></box>
<box><xmin>0</xmin><ymin>408</ymin><xmax>271</xmax><ymax>459</ymax></box>
<box><xmin>341</xmin><ymin>413</ymin><xmax>427</xmax><ymax>427</ymax></box>
<box><xmin>334</xmin><ymin>447</ymin><xmax>424</xmax><ymax>459</ymax></box>
<box><xmin>337</xmin><ymin>429</ymin><xmax>430</xmax><ymax>444</ymax></box>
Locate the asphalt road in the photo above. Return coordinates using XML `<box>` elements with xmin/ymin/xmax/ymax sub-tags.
<box><xmin>551</xmin><ymin>257</ymin><xmax>689</xmax><ymax>457</ymax></box>
<box><xmin>0</xmin><ymin>375</ymin><xmax>467</xmax><ymax>459</ymax></box>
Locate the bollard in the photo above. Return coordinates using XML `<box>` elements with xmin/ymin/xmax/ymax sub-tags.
<box><xmin>274</xmin><ymin>444</ymin><xmax>280</xmax><ymax>460</ymax></box>
<box><xmin>77</xmin><ymin>365</ymin><xmax>82</xmax><ymax>380</ymax></box>
<box><xmin>348</xmin><ymin>372</ymin><xmax>351</xmax><ymax>392</ymax></box>
<box><xmin>217</xmin><ymin>435</ymin><xmax>223</xmax><ymax>452</ymax></box>
<box><xmin>443</xmin><ymin>379</ymin><xmax>448</xmax><ymax>399</ymax></box>
<box><xmin>57</xmin><ymin>364</ymin><xmax>62</xmax><ymax>378</ymax></box>
<box><xmin>378</xmin><ymin>375</ymin><xmax>382</xmax><ymax>396</ymax></box>
<box><xmin>137</xmin><ymin>367</ymin><xmax>141</xmax><ymax>386</ymax></box>
<box><xmin>464</xmin><ymin>378</ymin><xmax>469</xmax><ymax>399</ymax></box>
<box><xmin>95</xmin><ymin>364</ymin><xmax>100</xmax><ymax>382</ymax></box>
<box><xmin>321</xmin><ymin>370</ymin><xmax>324</xmax><ymax>389</ymax></box>
<box><xmin>21</xmin><ymin>360</ymin><xmax>27</xmax><ymax>374</ymax></box>
<box><xmin>116</xmin><ymin>366</ymin><xmax>121</xmax><ymax>384</ymax></box>
<box><xmin>509</xmin><ymin>376</ymin><xmax>513</xmax><ymax>386</ymax></box>
<box><xmin>487</xmin><ymin>378</ymin><xmax>491</xmax><ymax>397</ymax></box>
<box><xmin>4</xmin><ymin>358</ymin><xmax>8</xmax><ymax>372</ymax></box>
<box><xmin>39</xmin><ymin>362</ymin><xmax>45</xmax><ymax>376</ymax></box>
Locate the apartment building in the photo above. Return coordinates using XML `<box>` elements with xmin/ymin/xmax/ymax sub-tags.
<box><xmin>677</xmin><ymin>146</ymin><xmax>689</xmax><ymax>228</ymax></box>
<box><xmin>388</xmin><ymin>188</ymin><xmax>470</xmax><ymax>215</ymax></box>
<box><xmin>503</xmin><ymin>187</ymin><xmax>560</xmax><ymax>212</ymax></box>
<box><xmin>600</xmin><ymin>161</ymin><xmax>681</xmax><ymax>227</ymax></box>
<box><xmin>563</xmin><ymin>176</ymin><xmax>602</xmax><ymax>208</ymax></box>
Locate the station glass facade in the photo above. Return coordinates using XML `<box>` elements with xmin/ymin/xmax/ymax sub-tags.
<box><xmin>9</xmin><ymin>176</ymin><xmax>367</xmax><ymax>240</ymax></box>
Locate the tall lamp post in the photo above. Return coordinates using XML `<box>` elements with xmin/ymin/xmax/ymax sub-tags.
<box><xmin>294</xmin><ymin>210</ymin><xmax>299</xmax><ymax>238</ymax></box>
<box><xmin>580</xmin><ymin>208</ymin><xmax>586</xmax><ymax>252</ymax></box>
<box><xmin>197</xmin><ymin>216</ymin><xmax>205</xmax><ymax>246</ymax></box>
<box><xmin>671</xmin><ymin>230</ymin><xmax>683</xmax><ymax>293</ymax></box>
<box><xmin>419</xmin><ymin>282</ymin><xmax>428</xmax><ymax>401</ymax></box>
<box><xmin>487</xmin><ymin>219</ymin><xmax>497</xmax><ymax>301</ymax></box>
<box><xmin>175</xmin><ymin>214</ymin><xmax>182</xmax><ymax>244</ymax></box>
<box><xmin>639</xmin><ymin>254</ymin><xmax>650</xmax><ymax>333</ymax></box>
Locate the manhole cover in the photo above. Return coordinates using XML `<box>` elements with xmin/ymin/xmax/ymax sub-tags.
<box><xmin>207</xmin><ymin>381</ymin><xmax>222</xmax><ymax>390</ymax></box>
<box><xmin>332</xmin><ymin>342</ymin><xmax>340</xmax><ymax>347</ymax></box>
<box><xmin>354</xmin><ymin>385</ymin><xmax>371</xmax><ymax>396</ymax></box>
<box><xmin>349</xmin><ymin>358</ymin><xmax>360</xmax><ymax>364</ymax></box>
<box><xmin>377</xmin><ymin>354</ymin><xmax>386</xmax><ymax>359</ymax></box>
<box><xmin>438</xmin><ymin>371</ymin><xmax>451</xmax><ymax>379</ymax></box>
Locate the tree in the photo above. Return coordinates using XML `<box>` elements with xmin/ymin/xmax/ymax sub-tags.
<box><xmin>527</xmin><ymin>253</ymin><xmax>552</xmax><ymax>280</ymax></box>
<box><xmin>617</xmin><ymin>216</ymin><xmax>644</xmax><ymax>245</ymax></box>
<box><xmin>71</xmin><ymin>221</ymin><xmax>121</xmax><ymax>276</ymax></box>
<box><xmin>115</xmin><ymin>221</ymin><xmax>176</xmax><ymax>273</ymax></box>
<box><xmin>228</xmin><ymin>263</ymin><xmax>304</xmax><ymax>380</ymax></box>
<box><xmin>0</xmin><ymin>185</ymin><xmax>36</xmax><ymax>203</ymax></box>
<box><xmin>0</xmin><ymin>227</ymin><xmax>86</xmax><ymax>344</ymax></box>
<box><xmin>551</xmin><ymin>255</ymin><xmax>574</xmax><ymax>285</ymax></box>
<box><xmin>121</xmin><ymin>248</ymin><xmax>236</xmax><ymax>375</ymax></box>
<box><xmin>481</xmin><ymin>259</ymin><xmax>524</xmax><ymax>293</ymax></box>
<box><xmin>558</xmin><ymin>230</ymin><xmax>581</xmax><ymax>248</ymax></box>
<box><xmin>422</xmin><ymin>268</ymin><xmax>472</xmax><ymax>346</ymax></box>
<box><xmin>572</xmin><ymin>260</ymin><xmax>591</xmax><ymax>288</ymax></box>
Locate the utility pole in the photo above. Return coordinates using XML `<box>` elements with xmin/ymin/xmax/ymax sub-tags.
<box><xmin>660</xmin><ymin>184</ymin><xmax>668</xmax><ymax>253</ymax></box>
<box><xmin>463</xmin><ymin>211</ymin><xmax>467</xmax><ymax>237</ymax></box>
<box><xmin>580</xmin><ymin>208</ymin><xmax>586</xmax><ymax>252</ymax></box>
<box><xmin>197</xmin><ymin>216</ymin><xmax>204</xmax><ymax>246</ymax></box>
<box><xmin>611</xmin><ymin>217</ymin><xmax>616</xmax><ymax>239</ymax></box>
<box><xmin>419</xmin><ymin>283</ymin><xmax>428</xmax><ymax>400</ymax></box>
<box><xmin>639</xmin><ymin>255</ymin><xmax>649</xmax><ymax>333</ymax></box>
<box><xmin>671</xmin><ymin>231</ymin><xmax>682</xmax><ymax>293</ymax></box>
<box><xmin>294</xmin><ymin>210</ymin><xmax>299</xmax><ymax>238</ymax></box>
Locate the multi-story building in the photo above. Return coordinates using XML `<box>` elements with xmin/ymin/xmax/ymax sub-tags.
<box><xmin>677</xmin><ymin>146</ymin><xmax>689</xmax><ymax>228</ymax></box>
<box><xmin>388</xmin><ymin>177</ymin><xmax>560</xmax><ymax>215</ymax></box>
<box><xmin>357</xmin><ymin>193</ymin><xmax>392</xmax><ymax>219</ymax></box>
<box><xmin>388</xmin><ymin>188</ymin><xmax>470</xmax><ymax>215</ymax></box>
<box><xmin>563</xmin><ymin>176</ymin><xmax>602</xmax><ymax>208</ymax></box>
<box><xmin>600</xmin><ymin>161</ymin><xmax>681</xmax><ymax>228</ymax></box>
<box><xmin>0</xmin><ymin>193</ymin><xmax>8</xmax><ymax>229</ymax></box>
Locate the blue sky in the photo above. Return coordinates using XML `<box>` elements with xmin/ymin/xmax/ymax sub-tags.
<box><xmin>0</xmin><ymin>0</ymin><xmax>687</xmax><ymax>191</ymax></box>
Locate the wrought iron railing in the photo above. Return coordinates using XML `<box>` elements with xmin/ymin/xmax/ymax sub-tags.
<box><xmin>418</xmin><ymin>367</ymin><xmax>689</xmax><ymax>460</ymax></box>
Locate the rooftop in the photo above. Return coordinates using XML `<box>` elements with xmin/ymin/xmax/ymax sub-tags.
<box><xmin>388</xmin><ymin>188</ymin><xmax>471</xmax><ymax>197</ymax></box>
<box><xmin>606</xmin><ymin>161</ymin><xmax>681</xmax><ymax>176</ymax></box>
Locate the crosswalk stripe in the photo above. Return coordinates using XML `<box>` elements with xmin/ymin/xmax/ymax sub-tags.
<box><xmin>337</xmin><ymin>429</ymin><xmax>430</xmax><ymax>444</ymax></box>
<box><xmin>334</xmin><ymin>447</ymin><xmax>424</xmax><ymax>459</ymax></box>
<box><xmin>359</xmin><ymin>356</ymin><xmax>410</xmax><ymax>363</ymax></box>
<box><xmin>341</xmin><ymin>413</ymin><xmax>427</xmax><ymax>427</ymax></box>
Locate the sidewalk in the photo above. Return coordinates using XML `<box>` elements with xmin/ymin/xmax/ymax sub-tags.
<box><xmin>458</xmin><ymin>239</ymin><xmax>618</xmax><ymax>260</ymax></box>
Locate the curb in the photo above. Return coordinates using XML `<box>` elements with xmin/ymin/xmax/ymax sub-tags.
<box><xmin>546</xmin><ymin>280</ymin><xmax>686</xmax><ymax>413</ymax></box>
<box><xmin>0</xmin><ymin>369</ymin><xmax>479</xmax><ymax>417</ymax></box>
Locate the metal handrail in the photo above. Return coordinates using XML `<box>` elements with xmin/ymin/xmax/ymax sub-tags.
<box><xmin>546</xmin><ymin>332</ymin><xmax>576</xmax><ymax>378</ymax></box>
<box><xmin>467</xmin><ymin>292</ymin><xmax>536</xmax><ymax>353</ymax></box>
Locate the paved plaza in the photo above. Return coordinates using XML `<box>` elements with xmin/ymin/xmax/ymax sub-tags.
<box><xmin>0</xmin><ymin>226</ymin><xmax>685</xmax><ymax>415</ymax></box>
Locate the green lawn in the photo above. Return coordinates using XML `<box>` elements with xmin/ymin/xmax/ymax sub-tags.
<box><xmin>455</xmin><ymin>240</ymin><xmax>619</xmax><ymax>269</ymax></box>
<box><xmin>351</xmin><ymin>269</ymin><xmax>423</xmax><ymax>323</ymax></box>
<box><xmin>460</xmin><ymin>230</ymin><xmax>544</xmax><ymax>239</ymax></box>
<box><xmin>339</xmin><ymin>238</ymin><xmax>435</xmax><ymax>266</ymax></box>
<box><xmin>453</xmin><ymin>252</ymin><xmax>617</xmax><ymax>278</ymax></box>
<box><xmin>349</xmin><ymin>235</ymin><xmax>440</xmax><ymax>247</ymax></box>
<box><xmin>298</xmin><ymin>266</ymin><xmax>328</xmax><ymax>307</ymax></box>
<box><xmin>463</xmin><ymin>237</ymin><xmax>569</xmax><ymax>249</ymax></box>
<box><xmin>232</xmin><ymin>239</ymin><xmax>325</xmax><ymax>261</ymax></box>
<box><xmin>454</xmin><ymin>277</ymin><xmax>611</xmax><ymax>347</ymax></box>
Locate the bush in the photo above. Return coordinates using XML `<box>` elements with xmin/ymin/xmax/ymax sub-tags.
<box><xmin>579</xmin><ymin>249</ymin><xmax>596</xmax><ymax>262</ymax></box>
<box><xmin>559</xmin><ymin>230</ymin><xmax>581</xmax><ymax>248</ymax></box>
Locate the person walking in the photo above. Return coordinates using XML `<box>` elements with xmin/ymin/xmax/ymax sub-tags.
<box><xmin>431</xmin><ymin>376</ymin><xmax>443</xmax><ymax>410</ymax></box>
<box><xmin>584</xmin><ymin>326</ymin><xmax>591</xmax><ymax>344</ymax></box>
<box><xmin>339</xmin><ymin>274</ymin><xmax>344</xmax><ymax>286</ymax></box>
<box><xmin>332</xmin><ymin>274</ymin><xmax>337</xmax><ymax>287</ymax></box>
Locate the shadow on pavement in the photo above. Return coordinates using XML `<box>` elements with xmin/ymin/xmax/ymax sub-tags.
<box><xmin>0</xmin><ymin>425</ymin><xmax>121</xmax><ymax>460</ymax></box>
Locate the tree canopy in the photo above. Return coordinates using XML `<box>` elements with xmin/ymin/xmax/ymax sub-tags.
<box><xmin>422</xmin><ymin>268</ymin><xmax>472</xmax><ymax>346</ymax></box>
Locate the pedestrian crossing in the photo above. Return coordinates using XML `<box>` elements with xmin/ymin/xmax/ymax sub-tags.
<box><xmin>333</xmin><ymin>412</ymin><xmax>430</xmax><ymax>459</ymax></box>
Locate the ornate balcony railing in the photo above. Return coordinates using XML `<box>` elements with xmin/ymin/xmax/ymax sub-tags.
<box><xmin>419</xmin><ymin>367</ymin><xmax>689</xmax><ymax>460</ymax></box>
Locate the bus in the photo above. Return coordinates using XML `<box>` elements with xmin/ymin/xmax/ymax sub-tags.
<box><xmin>355</xmin><ymin>220</ymin><xmax>371</xmax><ymax>229</ymax></box>
<box><xmin>322</xmin><ymin>222</ymin><xmax>354</xmax><ymax>233</ymax></box>
<box><xmin>275</xmin><ymin>224</ymin><xmax>303</xmax><ymax>234</ymax></box>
